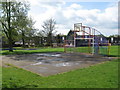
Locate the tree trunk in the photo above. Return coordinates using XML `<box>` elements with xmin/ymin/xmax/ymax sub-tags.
<box><xmin>8</xmin><ymin>37</ymin><xmax>13</xmax><ymax>52</ymax></box>
<box><xmin>22</xmin><ymin>31</ymin><xmax>25</xmax><ymax>48</ymax></box>
<box><xmin>22</xmin><ymin>37</ymin><xmax>25</xmax><ymax>48</ymax></box>
<box><xmin>28</xmin><ymin>39</ymin><xmax>30</xmax><ymax>47</ymax></box>
<box><xmin>41</xmin><ymin>37</ymin><xmax>43</xmax><ymax>46</ymax></box>
<box><xmin>47</xmin><ymin>33</ymin><xmax>52</xmax><ymax>46</ymax></box>
<box><xmin>8</xmin><ymin>2</ymin><xmax>13</xmax><ymax>52</ymax></box>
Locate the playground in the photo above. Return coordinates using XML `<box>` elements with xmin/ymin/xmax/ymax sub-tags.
<box><xmin>1</xmin><ymin>23</ymin><xmax>118</xmax><ymax>88</ymax></box>
<box><xmin>1</xmin><ymin>23</ymin><xmax>115</xmax><ymax>76</ymax></box>
<box><xmin>64</xmin><ymin>23</ymin><xmax>110</xmax><ymax>56</ymax></box>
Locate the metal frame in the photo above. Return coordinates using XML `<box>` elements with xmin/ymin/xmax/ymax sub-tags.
<box><xmin>64</xmin><ymin>23</ymin><xmax>110</xmax><ymax>55</ymax></box>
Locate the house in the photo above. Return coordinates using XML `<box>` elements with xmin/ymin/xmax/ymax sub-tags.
<box><xmin>66</xmin><ymin>30</ymin><xmax>93</xmax><ymax>47</ymax></box>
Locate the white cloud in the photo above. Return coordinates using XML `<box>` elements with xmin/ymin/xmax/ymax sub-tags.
<box><xmin>69</xmin><ymin>3</ymin><xmax>82</xmax><ymax>9</ymax></box>
<box><xmin>28</xmin><ymin>1</ymin><xmax>118</xmax><ymax>36</ymax></box>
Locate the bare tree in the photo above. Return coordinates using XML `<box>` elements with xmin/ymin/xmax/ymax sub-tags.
<box><xmin>36</xmin><ymin>30</ymin><xmax>44</xmax><ymax>46</ymax></box>
<box><xmin>42</xmin><ymin>18</ymin><xmax>56</xmax><ymax>46</ymax></box>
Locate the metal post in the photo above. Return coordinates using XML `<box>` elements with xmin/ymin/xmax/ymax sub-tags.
<box><xmin>92</xmin><ymin>29</ymin><xmax>95</xmax><ymax>55</ymax></box>
<box><xmin>88</xmin><ymin>27</ymin><xmax>91</xmax><ymax>53</ymax></box>
<box><xmin>74</xmin><ymin>24</ymin><xmax>76</xmax><ymax>47</ymax></box>
<box><xmin>74</xmin><ymin>33</ymin><xmax>76</xmax><ymax>47</ymax></box>
<box><xmin>82</xmin><ymin>27</ymin><xmax>85</xmax><ymax>38</ymax></box>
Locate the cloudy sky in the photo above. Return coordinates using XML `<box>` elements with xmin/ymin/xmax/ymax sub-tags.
<box><xmin>26</xmin><ymin>0</ymin><xmax>118</xmax><ymax>36</ymax></box>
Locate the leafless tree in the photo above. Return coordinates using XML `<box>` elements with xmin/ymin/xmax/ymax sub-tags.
<box><xmin>42</xmin><ymin>18</ymin><xmax>56</xmax><ymax>46</ymax></box>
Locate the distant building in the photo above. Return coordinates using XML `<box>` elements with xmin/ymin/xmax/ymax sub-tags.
<box><xmin>106</xmin><ymin>35</ymin><xmax>120</xmax><ymax>45</ymax></box>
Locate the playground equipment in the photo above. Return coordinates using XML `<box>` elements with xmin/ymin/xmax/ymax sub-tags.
<box><xmin>64</xmin><ymin>23</ymin><xmax>110</xmax><ymax>55</ymax></box>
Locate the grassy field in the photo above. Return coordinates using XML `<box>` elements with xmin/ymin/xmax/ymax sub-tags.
<box><xmin>109</xmin><ymin>45</ymin><xmax>119</xmax><ymax>56</ymax></box>
<box><xmin>2</xmin><ymin>60</ymin><xmax>118</xmax><ymax>88</ymax></box>
<box><xmin>65</xmin><ymin>45</ymin><xmax>119</xmax><ymax>57</ymax></box>
<box><xmin>1</xmin><ymin>47</ymin><xmax>64</xmax><ymax>55</ymax></box>
<box><xmin>1</xmin><ymin>45</ymin><xmax>119</xmax><ymax>57</ymax></box>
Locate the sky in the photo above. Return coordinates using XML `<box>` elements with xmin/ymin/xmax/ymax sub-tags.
<box><xmin>25</xmin><ymin>0</ymin><xmax>118</xmax><ymax>36</ymax></box>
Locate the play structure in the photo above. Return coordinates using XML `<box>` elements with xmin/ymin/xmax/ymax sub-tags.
<box><xmin>64</xmin><ymin>23</ymin><xmax>110</xmax><ymax>55</ymax></box>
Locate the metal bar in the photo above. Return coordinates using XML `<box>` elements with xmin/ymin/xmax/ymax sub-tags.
<box><xmin>88</xmin><ymin>27</ymin><xmax>91</xmax><ymax>53</ymax></box>
<box><xmin>75</xmin><ymin>38</ymin><xmax>93</xmax><ymax>40</ymax></box>
<box><xmin>74</xmin><ymin>25</ymin><xmax>76</xmax><ymax>47</ymax></box>
<box><xmin>81</xmin><ymin>29</ymin><xmax>91</xmax><ymax>35</ymax></box>
<box><xmin>64</xmin><ymin>40</ymin><xmax>74</xmax><ymax>41</ymax></box>
<box><xmin>92</xmin><ymin>29</ymin><xmax>95</xmax><ymax>55</ymax></box>
<box><xmin>82</xmin><ymin>27</ymin><xmax>85</xmax><ymax>38</ymax></box>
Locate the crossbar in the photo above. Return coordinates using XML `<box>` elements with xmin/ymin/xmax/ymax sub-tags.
<box><xmin>75</xmin><ymin>38</ymin><xmax>93</xmax><ymax>40</ymax></box>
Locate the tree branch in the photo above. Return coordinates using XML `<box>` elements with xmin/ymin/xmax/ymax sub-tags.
<box><xmin>0</xmin><ymin>20</ymin><xmax>8</xmax><ymax>31</ymax></box>
<box><xmin>1</xmin><ymin>24</ymin><xmax>9</xmax><ymax>39</ymax></box>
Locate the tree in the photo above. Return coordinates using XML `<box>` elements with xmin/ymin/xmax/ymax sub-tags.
<box><xmin>18</xmin><ymin>16</ymin><xmax>35</xmax><ymax>47</ymax></box>
<box><xmin>33</xmin><ymin>30</ymin><xmax>44</xmax><ymax>47</ymax></box>
<box><xmin>0</xmin><ymin>0</ymin><xmax>30</xmax><ymax>51</ymax></box>
<box><xmin>25</xmin><ymin>17</ymin><xmax>36</xmax><ymax>47</ymax></box>
<box><xmin>56</xmin><ymin>34</ymin><xmax>61</xmax><ymax>46</ymax></box>
<box><xmin>42</xmin><ymin>18</ymin><xmax>56</xmax><ymax>46</ymax></box>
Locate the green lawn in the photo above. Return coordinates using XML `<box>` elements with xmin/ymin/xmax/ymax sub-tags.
<box><xmin>0</xmin><ymin>67</ymin><xmax>2</xmax><ymax>89</ymax></box>
<box><xmin>1</xmin><ymin>47</ymin><xmax>64</xmax><ymax>55</ymax></box>
<box><xmin>109</xmin><ymin>46</ymin><xmax>119</xmax><ymax>56</ymax></box>
<box><xmin>66</xmin><ymin>47</ymin><xmax>92</xmax><ymax>53</ymax></box>
<box><xmin>2</xmin><ymin>60</ymin><xmax>118</xmax><ymax>88</ymax></box>
<box><xmin>1</xmin><ymin>46</ymin><xmax>119</xmax><ymax>57</ymax></box>
<box><xmin>65</xmin><ymin>45</ymin><xmax>119</xmax><ymax>57</ymax></box>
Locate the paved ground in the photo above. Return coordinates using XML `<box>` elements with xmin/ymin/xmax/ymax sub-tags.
<box><xmin>1</xmin><ymin>52</ymin><xmax>116</xmax><ymax>76</ymax></box>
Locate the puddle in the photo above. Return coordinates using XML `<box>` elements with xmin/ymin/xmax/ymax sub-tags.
<box><xmin>55</xmin><ymin>62</ymin><xmax>71</xmax><ymax>67</ymax></box>
<box><xmin>36</xmin><ymin>57</ymin><xmax>46</xmax><ymax>60</ymax></box>
<box><xmin>51</xmin><ymin>54</ymin><xmax>61</xmax><ymax>57</ymax></box>
<box><xmin>32</xmin><ymin>58</ymin><xmax>83</xmax><ymax>66</ymax></box>
<box><xmin>31</xmin><ymin>60</ymin><xmax>52</xmax><ymax>65</ymax></box>
<box><xmin>48</xmin><ymin>58</ymin><xmax>65</xmax><ymax>61</ymax></box>
<box><xmin>53</xmin><ymin>62</ymin><xmax>81</xmax><ymax>67</ymax></box>
<box><xmin>37</xmin><ymin>58</ymin><xmax>65</xmax><ymax>62</ymax></box>
<box><xmin>35</xmin><ymin>53</ymin><xmax>61</xmax><ymax>57</ymax></box>
<box><xmin>31</xmin><ymin>62</ymin><xmax>42</xmax><ymax>65</ymax></box>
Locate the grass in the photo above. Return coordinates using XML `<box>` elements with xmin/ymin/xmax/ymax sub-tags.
<box><xmin>2</xmin><ymin>60</ymin><xmax>118</xmax><ymax>88</ymax></box>
<box><xmin>1</xmin><ymin>47</ymin><xmax>64</xmax><ymax>55</ymax></box>
<box><xmin>65</xmin><ymin>45</ymin><xmax>119</xmax><ymax>57</ymax></box>
<box><xmin>109</xmin><ymin>45</ymin><xmax>119</xmax><ymax>56</ymax></box>
<box><xmin>0</xmin><ymin>46</ymin><xmax>44</xmax><ymax>50</ymax></box>
<box><xmin>1</xmin><ymin>45</ymin><xmax>119</xmax><ymax>57</ymax></box>
<box><xmin>66</xmin><ymin>47</ymin><xmax>91</xmax><ymax>53</ymax></box>
<box><xmin>0</xmin><ymin>67</ymin><xmax>2</xmax><ymax>89</ymax></box>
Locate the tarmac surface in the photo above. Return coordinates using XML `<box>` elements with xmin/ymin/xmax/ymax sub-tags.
<box><xmin>1</xmin><ymin>52</ymin><xmax>115</xmax><ymax>76</ymax></box>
